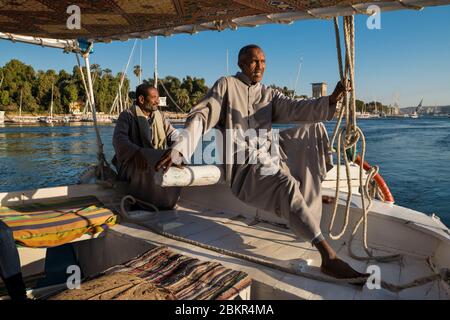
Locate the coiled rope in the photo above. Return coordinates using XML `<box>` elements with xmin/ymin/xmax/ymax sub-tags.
<box><xmin>327</xmin><ymin>15</ymin><xmax>449</xmax><ymax>295</ymax></box>
<box><xmin>119</xmin><ymin>195</ymin><xmax>449</xmax><ymax>293</ymax></box>
<box><xmin>328</xmin><ymin>16</ymin><xmax>400</xmax><ymax>263</ymax></box>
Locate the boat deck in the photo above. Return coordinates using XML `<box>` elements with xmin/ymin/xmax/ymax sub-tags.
<box><xmin>1</xmin><ymin>183</ymin><xmax>447</xmax><ymax>300</ymax></box>
<box><xmin>111</xmin><ymin>199</ymin><xmax>449</xmax><ymax>300</ymax></box>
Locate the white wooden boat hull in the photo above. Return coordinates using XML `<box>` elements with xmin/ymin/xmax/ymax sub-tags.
<box><xmin>0</xmin><ymin>174</ymin><xmax>448</xmax><ymax>300</ymax></box>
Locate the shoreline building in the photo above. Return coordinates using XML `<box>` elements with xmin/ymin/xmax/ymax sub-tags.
<box><xmin>311</xmin><ymin>82</ymin><xmax>327</xmax><ymax>98</ymax></box>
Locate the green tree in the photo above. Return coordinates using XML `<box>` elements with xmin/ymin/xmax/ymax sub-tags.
<box><xmin>18</xmin><ymin>82</ymin><xmax>37</xmax><ymax>113</ymax></box>
<box><xmin>0</xmin><ymin>59</ymin><xmax>210</xmax><ymax>115</ymax></box>
<box><xmin>1</xmin><ymin>59</ymin><xmax>36</xmax><ymax>112</ymax></box>
<box><xmin>181</xmin><ymin>76</ymin><xmax>194</xmax><ymax>95</ymax></box>
<box><xmin>0</xmin><ymin>90</ymin><xmax>9</xmax><ymax>106</ymax></box>
<box><xmin>34</xmin><ymin>70</ymin><xmax>57</xmax><ymax>112</ymax></box>
<box><xmin>191</xmin><ymin>91</ymin><xmax>205</xmax><ymax>106</ymax></box>
<box><xmin>175</xmin><ymin>88</ymin><xmax>190</xmax><ymax>112</ymax></box>
<box><xmin>192</xmin><ymin>77</ymin><xmax>208</xmax><ymax>96</ymax></box>
<box><xmin>61</xmin><ymin>83</ymin><xmax>78</xmax><ymax>110</ymax></box>
<box><xmin>103</xmin><ymin>68</ymin><xmax>112</xmax><ymax>77</ymax></box>
<box><xmin>90</xmin><ymin>64</ymin><xmax>102</xmax><ymax>78</ymax></box>
<box><xmin>356</xmin><ymin>99</ymin><xmax>365</xmax><ymax>113</ymax></box>
<box><xmin>268</xmin><ymin>84</ymin><xmax>294</xmax><ymax>97</ymax></box>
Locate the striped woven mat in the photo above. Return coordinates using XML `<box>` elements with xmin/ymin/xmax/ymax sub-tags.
<box><xmin>0</xmin><ymin>196</ymin><xmax>117</xmax><ymax>248</ymax></box>
<box><xmin>50</xmin><ymin>246</ymin><xmax>251</xmax><ymax>300</ymax></box>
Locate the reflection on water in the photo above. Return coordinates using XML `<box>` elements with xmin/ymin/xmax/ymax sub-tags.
<box><xmin>1</xmin><ymin>118</ymin><xmax>449</xmax><ymax>226</ymax></box>
<box><xmin>324</xmin><ymin>118</ymin><xmax>450</xmax><ymax>226</ymax></box>
<box><xmin>0</xmin><ymin>123</ymin><xmax>115</xmax><ymax>191</ymax></box>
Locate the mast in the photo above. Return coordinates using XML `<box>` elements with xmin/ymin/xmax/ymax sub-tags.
<box><xmin>108</xmin><ymin>41</ymin><xmax>137</xmax><ymax>115</ymax></box>
<box><xmin>118</xmin><ymin>85</ymin><xmax>123</xmax><ymax>113</ymax></box>
<box><xmin>50</xmin><ymin>82</ymin><xmax>54</xmax><ymax>118</ymax></box>
<box><xmin>139</xmin><ymin>40</ymin><xmax>143</xmax><ymax>85</ymax></box>
<box><xmin>372</xmin><ymin>94</ymin><xmax>376</xmax><ymax>114</ymax></box>
<box><xmin>293</xmin><ymin>57</ymin><xmax>303</xmax><ymax>98</ymax></box>
<box><xmin>154</xmin><ymin>36</ymin><xmax>158</xmax><ymax>89</ymax></box>
<box><xmin>117</xmin><ymin>40</ymin><xmax>137</xmax><ymax>113</ymax></box>
<box><xmin>226</xmin><ymin>49</ymin><xmax>229</xmax><ymax>75</ymax></box>
<box><xmin>19</xmin><ymin>87</ymin><xmax>23</xmax><ymax>118</ymax></box>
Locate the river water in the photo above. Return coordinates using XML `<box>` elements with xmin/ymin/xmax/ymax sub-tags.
<box><xmin>1</xmin><ymin>117</ymin><xmax>449</xmax><ymax>226</ymax></box>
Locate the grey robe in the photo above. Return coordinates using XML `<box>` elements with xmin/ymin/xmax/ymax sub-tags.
<box><xmin>112</xmin><ymin>107</ymin><xmax>181</xmax><ymax>209</ymax></box>
<box><xmin>173</xmin><ymin>72</ymin><xmax>335</xmax><ymax>241</ymax></box>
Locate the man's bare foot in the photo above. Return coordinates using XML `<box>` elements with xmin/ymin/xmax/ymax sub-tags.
<box><xmin>314</xmin><ymin>238</ymin><xmax>368</xmax><ymax>281</ymax></box>
<box><xmin>321</xmin><ymin>257</ymin><xmax>368</xmax><ymax>280</ymax></box>
<box><xmin>322</xmin><ymin>195</ymin><xmax>335</xmax><ymax>204</ymax></box>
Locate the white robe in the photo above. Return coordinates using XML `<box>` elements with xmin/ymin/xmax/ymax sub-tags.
<box><xmin>173</xmin><ymin>72</ymin><xmax>336</xmax><ymax>241</ymax></box>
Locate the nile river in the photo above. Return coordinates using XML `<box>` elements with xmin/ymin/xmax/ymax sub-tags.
<box><xmin>1</xmin><ymin>117</ymin><xmax>449</xmax><ymax>226</ymax></box>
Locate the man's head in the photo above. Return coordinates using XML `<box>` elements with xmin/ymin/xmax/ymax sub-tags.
<box><xmin>136</xmin><ymin>84</ymin><xmax>159</xmax><ymax>112</ymax></box>
<box><xmin>238</xmin><ymin>45</ymin><xmax>266</xmax><ymax>84</ymax></box>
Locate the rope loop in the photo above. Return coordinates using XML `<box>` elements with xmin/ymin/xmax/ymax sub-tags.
<box><xmin>327</xmin><ymin>16</ymin><xmax>404</xmax><ymax>263</ymax></box>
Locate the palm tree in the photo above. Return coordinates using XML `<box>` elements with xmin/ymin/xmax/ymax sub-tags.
<box><xmin>90</xmin><ymin>64</ymin><xmax>102</xmax><ymax>78</ymax></box>
<box><xmin>133</xmin><ymin>65</ymin><xmax>142</xmax><ymax>85</ymax></box>
<box><xmin>175</xmin><ymin>88</ymin><xmax>190</xmax><ymax>112</ymax></box>
<box><xmin>191</xmin><ymin>91</ymin><xmax>205</xmax><ymax>106</ymax></box>
<box><xmin>103</xmin><ymin>68</ymin><xmax>112</xmax><ymax>77</ymax></box>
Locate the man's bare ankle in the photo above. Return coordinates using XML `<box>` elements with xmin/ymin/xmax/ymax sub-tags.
<box><xmin>314</xmin><ymin>239</ymin><xmax>337</xmax><ymax>263</ymax></box>
<box><xmin>321</xmin><ymin>252</ymin><xmax>337</xmax><ymax>266</ymax></box>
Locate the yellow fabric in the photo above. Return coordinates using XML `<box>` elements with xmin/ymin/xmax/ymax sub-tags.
<box><xmin>13</xmin><ymin>216</ymin><xmax>117</xmax><ymax>248</ymax></box>
<box><xmin>0</xmin><ymin>196</ymin><xmax>117</xmax><ymax>248</ymax></box>
<box><xmin>150</xmin><ymin>110</ymin><xmax>167</xmax><ymax>150</ymax></box>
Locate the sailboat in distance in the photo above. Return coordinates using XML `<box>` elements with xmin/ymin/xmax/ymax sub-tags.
<box><xmin>410</xmin><ymin>98</ymin><xmax>423</xmax><ymax>119</ymax></box>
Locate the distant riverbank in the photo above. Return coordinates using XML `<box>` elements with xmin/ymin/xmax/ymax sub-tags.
<box><xmin>1</xmin><ymin>117</ymin><xmax>449</xmax><ymax>227</ymax></box>
<box><xmin>1</xmin><ymin>111</ymin><xmax>188</xmax><ymax>124</ymax></box>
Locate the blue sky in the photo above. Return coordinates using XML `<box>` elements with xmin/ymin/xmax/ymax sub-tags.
<box><xmin>1</xmin><ymin>5</ymin><xmax>449</xmax><ymax>107</ymax></box>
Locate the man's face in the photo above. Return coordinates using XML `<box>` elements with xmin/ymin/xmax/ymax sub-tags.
<box><xmin>139</xmin><ymin>88</ymin><xmax>159</xmax><ymax>112</ymax></box>
<box><xmin>239</xmin><ymin>48</ymin><xmax>266</xmax><ymax>83</ymax></box>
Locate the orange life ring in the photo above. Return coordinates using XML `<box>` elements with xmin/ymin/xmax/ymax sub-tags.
<box><xmin>354</xmin><ymin>155</ymin><xmax>395</xmax><ymax>204</ymax></box>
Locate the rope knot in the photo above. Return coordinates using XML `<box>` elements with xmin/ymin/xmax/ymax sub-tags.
<box><xmin>345</xmin><ymin>130</ymin><xmax>359</xmax><ymax>148</ymax></box>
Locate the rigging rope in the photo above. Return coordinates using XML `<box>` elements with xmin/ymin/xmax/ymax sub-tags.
<box><xmin>75</xmin><ymin>53</ymin><xmax>92</xmax><ymax>114</ymax></box>
<box><xmin>118</xmin><ymin>195</ymin><xmax>449</xmax><ymax>294</ymax></box>
<box><xmin>77</xmin><ymin>48</ymin><xmax>116</xmax><ymax>186</ymax></box>
<box><xmin>328</xmin><ymin>16</ymin><xmax>400</xmax><ymax>262</ymax></box>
